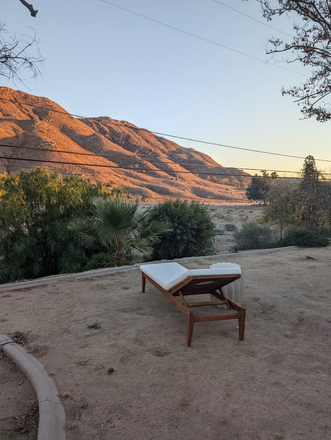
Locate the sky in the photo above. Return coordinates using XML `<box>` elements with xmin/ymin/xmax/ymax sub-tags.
<box><xmin>1</xmin><ymin>0</ymin><xmax>331</xmax><ymax>177</ymax></box>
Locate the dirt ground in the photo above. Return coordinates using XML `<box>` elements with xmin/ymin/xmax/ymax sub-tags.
<box><xmin>1</xmin><ymin>244</ymin><xmax>331</xmax><ymax>440</ymax></box>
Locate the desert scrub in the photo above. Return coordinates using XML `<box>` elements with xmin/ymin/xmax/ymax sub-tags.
<box><xmin>84</xmin><ymin>253</ymin><xmax>125</xmax><ymax>271</ymax></box>
<box><xmin>224</xmin><ymin>223</ymin><xmax>238</xmax><ymax>231</ymax></box>
<box><xmin>279</xmin><ymin>229</ymin><xmax>329</xmax><ymax>247</ymax></box>
<box><xmin>234</xmin><ymin>221</ymin><xmax>274</xmax><ymax>250</ymax></box>
<box><xmin>86</xmin><ymin>319</ymin><xmax>102</xmax><ymax>329</ymax></box>
<box><xmin>215</xmin><ymin>229</ymin><xmax>225</xmax><ymax>235</ymax></box>
<box><xmin>148</xmin><ymin>199</ymin><xmax>215</xmax><ymax>260</ymax></box>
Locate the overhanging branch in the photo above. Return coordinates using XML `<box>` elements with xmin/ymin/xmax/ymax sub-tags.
<box><xmin>19</xmin><ymin>0</ymin><xmax>38</xmax><ymax>17</ymax></box>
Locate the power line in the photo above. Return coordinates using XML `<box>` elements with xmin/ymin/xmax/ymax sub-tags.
<box><xmin>152</xmin><ymin>132</ymin><xmax>331</xmax><ymax>164</ymax></box>
<box><xmin>100</xmin><ymin>0</ymin><xmax>306</xmax><ymax>77</ymax></box>
<box><xmin>1</xmin><ymin>97</ymin><xmax>331</xmax><ymax>164</ymax></box>
<box><xmin>0</xmin><ymin>155</ymin><xmax>250</xmax><ymax>176</ymax></box>
<box><xmin>0</xmin><ymin>144</ymin><xmax>304</xmax><ymax>174</ymax></box>
<box><xmin>213</xmin><ymin>0</ymin><xmax>293</xmax><ymax>38</ymax></box>
<box><xmin>1</xmin><ymin>156</ymin><xmax>330</xmax><ymax>180</ymax></box>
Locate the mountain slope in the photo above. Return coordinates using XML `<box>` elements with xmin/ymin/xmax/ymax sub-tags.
<box><xmin>0</xmin><ymin>87</ymin><xmax>250</xmax><ymax>202</ymax></box>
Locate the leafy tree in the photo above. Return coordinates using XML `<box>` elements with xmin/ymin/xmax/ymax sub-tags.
<box><xmin>263</xmin><ymin>156</ymin><xmax>331</xmax><ymax>232</ymax></box>
<box><xmin>264</xmin><ymin>179</ymin><xmax>297</xmax><ymax>238</ymax></box>
<box><xmin>256</xmin><ymin>0</ymin><xmax>331</xmax><ymax>121</ymax></box>
<box><xmin>294</xmin><ymin>155</ymin><xmax>331</xmax><ymax>229</ymax></box>
<box><xmin>147</xmin><ymin>199</ymin><xmax>215</xmax><ymax>260</ymax></box>
<box><xmin>70</xmin><ymin>198</ymin><xmax>171</xmax><ymax>261</ymax></box>
<box><xmin>246</xmin><ymin>170</ymin><xmax>278</xmax><ymax>204</ymax></box>
<box><xmin>0</xmin><ymin>168</ymin><xmax>108</xmax><ymax>283</ymax></box>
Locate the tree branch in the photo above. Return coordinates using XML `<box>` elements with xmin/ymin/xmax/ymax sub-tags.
<box><xmin>19</xmin><ymin>0</ymin><xmax>38</xmax><ymax>17</ymax></box>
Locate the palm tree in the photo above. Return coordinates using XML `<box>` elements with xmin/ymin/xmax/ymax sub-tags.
<box><xmin>69</xmin><ymin>197</ymin><xmax>170</xmax><ymax>261</ymax></box>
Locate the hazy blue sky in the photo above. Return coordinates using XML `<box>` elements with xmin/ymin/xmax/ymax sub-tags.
<box><xmin>2</xmin><ymin>0</ymin><xmax>330</xmax><ymax>177</ymax></box>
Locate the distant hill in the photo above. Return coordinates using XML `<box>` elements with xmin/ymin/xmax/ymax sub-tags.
<box><xmin>0</xmin><ymin>87</ymin><xmax>251</xmax><ymax>202</ymax></box>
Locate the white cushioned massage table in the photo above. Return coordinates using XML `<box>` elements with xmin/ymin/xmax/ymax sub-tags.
<box><xmin>140</xmin><ymin>262</ymin><xmax>246</xmax><ymax>346</ymax></box>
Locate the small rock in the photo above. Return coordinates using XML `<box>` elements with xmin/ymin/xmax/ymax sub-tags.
<box><xmin>304</xmin><ymin>255</ymin><xmax>314</xmax><ymax>260</ymax></box>
<box><xmin>108</xmin><ymin>367</ymin><xmax>114</xmax><ymax>374</ymax></box>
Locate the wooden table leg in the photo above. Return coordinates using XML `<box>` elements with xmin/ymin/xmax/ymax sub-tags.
<box><xmin>142</xmin><ymin>273</ymin><xmax>146</xmax><ymax>293</ymax></box>
<box><xmin>238</xmin><ymin>309</ymin><xmax>246</xmax><ymax>340</ymax></box>
<box><xmin>186</xmin><ymin>312</ymin><xmax>194</xmax><ymax>347</ymax></box>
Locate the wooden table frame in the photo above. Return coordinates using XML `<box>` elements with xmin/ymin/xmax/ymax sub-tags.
<box><xmin>141</xmin><ymin>271</ymin><xmax>246</xmax><ymax>346</ymax></box>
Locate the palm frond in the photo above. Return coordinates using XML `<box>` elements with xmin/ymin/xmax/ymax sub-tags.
<box><xmin>93</xmin><ymin>198</ymin><xmax>139</xmax><ymax>235</ymax></box>
<box><xmin>69</xmin><ymin>218</ymin><xmax>102</xmax><ymax>247</ymax></box>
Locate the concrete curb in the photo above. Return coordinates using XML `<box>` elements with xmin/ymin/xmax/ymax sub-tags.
<box><xmin>0</xmin><ymin>246</ymin><xmax>297</xmax><ymax>292</ymax></box>
<box><xmin>0</xmin><ymin>335</ymin><xmax>66</xmax><ymax>440</ymax></box>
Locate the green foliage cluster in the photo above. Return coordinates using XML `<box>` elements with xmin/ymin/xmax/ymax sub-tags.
<box><xmin>246</xmin><ymin>171</ymin><xmax>278</xmax><ymax>204</ymax></box>
<box><xmin>70</xmin><ymin>198</ymin><xmax>170</xmax><ymax>261</ymax></box>
<box><xmin>233</xmin><ymin>221</ymin><xmax>274</xmax><ymax>250</ymax></box>
<box><xmin>279</xmin><ymin>229</ymin><xmax>329</xmax><ymax>248</ymax></box>
<box><xmin>148</xmin><ymin>199</ymin><xmax>215</xmax><ymax>260</ymax></box>
<box><xmin>263</xmin><ymin>156</ymin><xmax>331</xmax><ymax>234</ymax></box>
<box><xmin>224</xmin><ymin>223</ymin><xmax>238</xmax><ymax>231</ymax></box>
<box><xmin>0</xmin><ymin>168</ymin><xmax>110</xmax><ymax>283</ymax></box>
<box><xmin>215</xmin><ymin>228</ymin><xmax>225</xmax><ymax>235</ymax></box>
<box><xmin>83</xmin><ymin>252</ymin><xmax>125</xmax><ymax>271</ymax></box>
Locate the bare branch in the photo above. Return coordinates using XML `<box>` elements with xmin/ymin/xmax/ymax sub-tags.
<box><xmin>0</xmin><ymin>22</ymin><xmax>44</xmax><ymax>84</ymax></box>
<box><xmin>19</xmin><ymin>0</ymin><xmax>38</xmax><ymax>17</ymax></box>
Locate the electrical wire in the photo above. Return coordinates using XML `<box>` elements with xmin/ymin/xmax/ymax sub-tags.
<box><xmin>1</xmin><ymin>156</ymin><xmax>330</xmax><ymax>180</ymax></box>
<box><xmin>1</xmin><ymin>97</ymin><xmax>331</xmax><ymax>164</ymax></box>
<box><xmin>0</xmin><ymin>144</ymin><xmax>304</xmax><ymax>174</ymax></box>
<box><xmin>100</xmin><ymin>0</ymin><xmax>306</xmax><ymax>77</ymax></box>
<box><xmin>0</xmin><ymin>155</ymin><xmax>252</xmax><ymax>176</ymax></box>
<box><xmin>213</xmin><ymin>0</ymin><xmax>293</xmax><ymax>38</ymax></box>
<box><xmin>152</xmin><ymin>132</ymin><xmax>331</xmax><ymax>164</ymax></box>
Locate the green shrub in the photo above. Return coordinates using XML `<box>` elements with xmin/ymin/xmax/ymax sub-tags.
<box><xmin>279</xmin><ymin>229</ymin><xmax>329</xmax><ymax>247</ymax></box>
<box><xmin>0</xmin><ymin>168</ymin><xmax>108</xmax><ymax>283</ymax></box>
<box><xmin>224</xmin><ymin>223</ymin><xmax>238</xmax><ymax>231</ymax></box>
<box><xmin>233</xmin><ymin>221</ymin><xmax>274</xmax><ymax>250</ymax></box>
<box><xmin>319</xmin><ymin>226</ymin><xmax>331</xmax><ymax>238</ymax></box>
<box><xmin>148</xmin><ymin>199</ymin><xmax>215</xmax><ymax>260</ymax></box>
<box><xmin>83</xmin><ymin>253</ymin><xmax>125</xmax><ymax>271</ymax></box>
<box><xmin>215</xmin><ymin>228</ymin><xmax>225</xmax><ymax>235</ymax></box>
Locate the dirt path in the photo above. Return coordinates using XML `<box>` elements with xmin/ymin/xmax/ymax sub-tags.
<box><xmin>1</xmin><ymin>246</ymin><xmax>330</xmax><ymax>440</ymax></box>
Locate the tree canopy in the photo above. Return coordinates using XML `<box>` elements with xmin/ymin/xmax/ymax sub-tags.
<box><xmin>147</xmin><ymin>200</ymin><xmax>215</xmax><ymax>260</ymax></box>
<box><xmin>263</xmin><ymin>156</ymin><xmax>331</xmax><ymax>231</ymax></box>
<box><xmin>254</xmin><ymin>0</ymin><xmax>331</xmax><ymax>121</ymax></box>
<box><xmin>0</xmin><ymin>168</ymin><xmax>108</xmax><ymax>283</ymax></box>
<box><xmin>246</xmin><ymin>170</ymin><xmax>278</xmax><ymax>204</ymax></box>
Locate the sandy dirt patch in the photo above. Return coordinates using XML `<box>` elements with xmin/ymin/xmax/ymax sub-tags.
<box><xmin>1</xmin><ymin>246</ymin><xmax>330</xmax><ymax>440</ymax></box>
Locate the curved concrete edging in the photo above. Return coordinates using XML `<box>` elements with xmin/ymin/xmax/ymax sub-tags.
<box><xmin>0</xmin><ymin>335</ymin><xmax>66</xmax><ymax>440</ymax></box>
<box><xmin>0</xmin><ymin>246</ymin><xmax>297</xmax><ymax>292</ymax></box>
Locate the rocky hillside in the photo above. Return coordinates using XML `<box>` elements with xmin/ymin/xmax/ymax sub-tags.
<box><xmin>0</xmin><ymin>87</ymin><xmax>251</xmax><ymax>202</ymax></box>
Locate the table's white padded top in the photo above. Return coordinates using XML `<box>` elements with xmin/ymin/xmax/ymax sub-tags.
<box><xmin>140</xmin><ymin>262</ymin><xmax>189</xmax><ymax>291</ymax></box>
<box><xmin>210</xmin><ymin>263</ymin><xmax>241</xmax><ymax>270</ymax></box>
<box><xmin>188</xmin><ymin>267</ymin><xmax>241</xmax><ymax>276</ymax></box>
<box><xmin>140</xmin><ymin>262</ymin><xmax>241</xmax><ymax>291</ymax></box>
